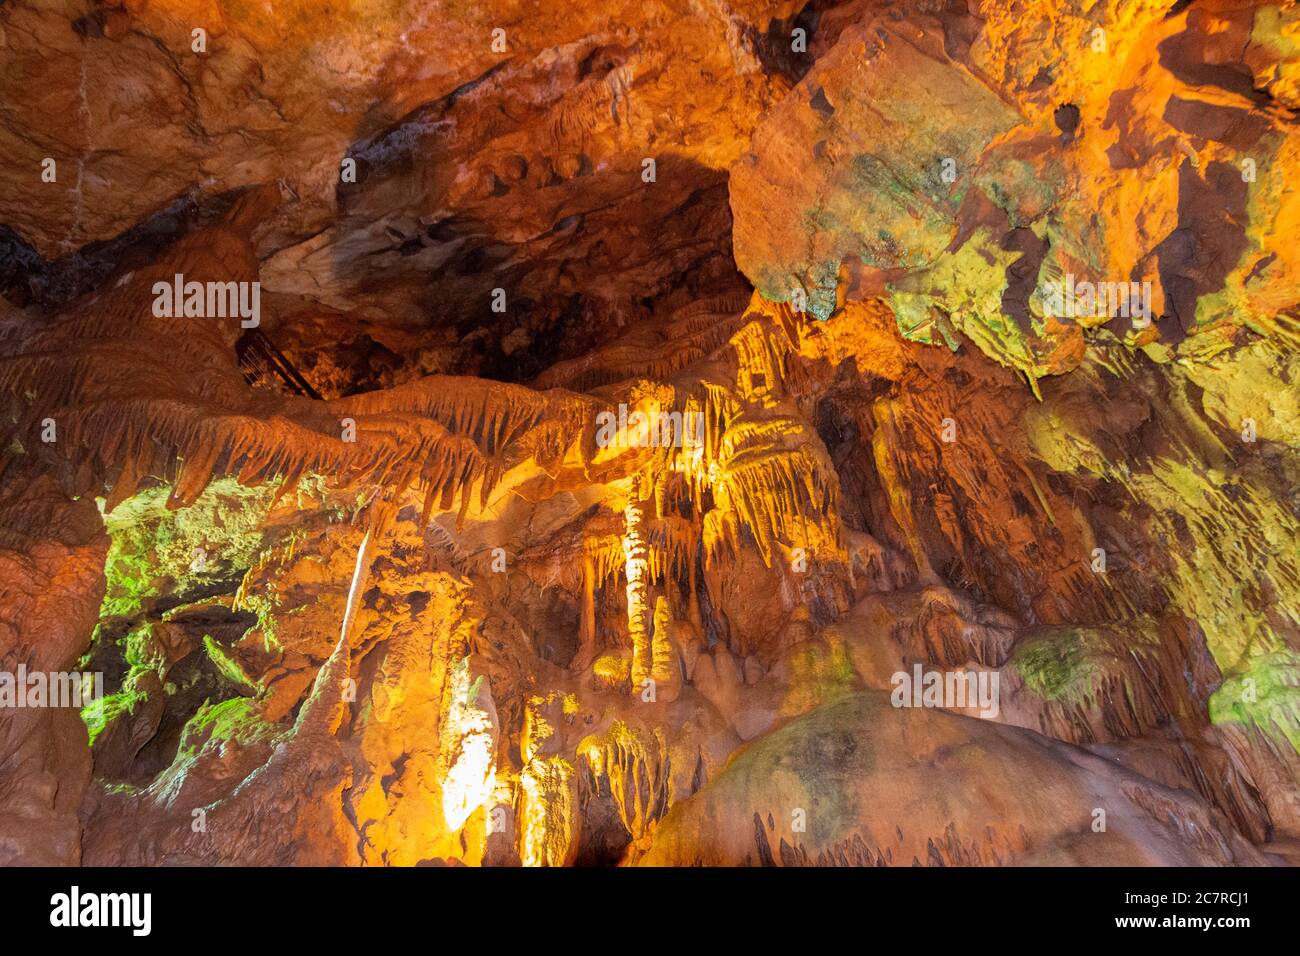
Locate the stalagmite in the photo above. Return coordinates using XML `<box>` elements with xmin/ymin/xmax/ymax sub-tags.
<box><xmin>517</xmin><ymin>756</ymin><xmax>579</xmax><ymax>868</ymax></box>
<box><xmin>650</xmin><ymin>596</ymin><xmax>680</xmax><ymax>701</ymax></box>
<box><xmin>440</xmin><ymin>658</ymin><xmax>498</xmax><ymax>832</ymax></box>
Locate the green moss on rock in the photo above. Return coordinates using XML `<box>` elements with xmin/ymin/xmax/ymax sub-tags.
<box><xmin>98</xmin><ymin>476</ymin><xmax>283</xmax><ymax>619</ymax></box>
<box><xmin>175</xmin><ymin>697</ymin><xmax>277</xmax><ymax>762</ymax></box>
<box><xmin>1012</xmin><ymin>630</ymin><xmax>1097</xmax><ymax>703</ymax></box>
<box><xmin>1210</xmin><ymin>650</ymin><xmax>1300</xmax><ymax>753</ymax></box>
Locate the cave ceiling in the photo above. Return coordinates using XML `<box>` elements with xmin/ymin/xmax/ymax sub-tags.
<box><xmin>0</xmin><ymin>0</ymin><xmax>1298</xmax><ymax>872</ymax></box>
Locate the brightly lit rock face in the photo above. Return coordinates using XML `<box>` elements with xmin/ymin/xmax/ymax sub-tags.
<box><xmin>440</xmin><ymin>659</ymin><xmax>498</xmax><ymax>833</ymax></box>
<box><xmin>0</xmin><ymin>0</ymin><xmax>1297</xmax><ymax>868</ymax></box>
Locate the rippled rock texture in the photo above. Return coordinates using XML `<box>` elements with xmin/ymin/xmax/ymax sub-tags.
<box><xmin>0</xmin><ymin>0</ymin><xmax>1297</xmax><ymax>866</ymax></box>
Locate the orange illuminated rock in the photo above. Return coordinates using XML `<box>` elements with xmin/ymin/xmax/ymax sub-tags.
<box><xmin>0</xmin><ymin>0</ymin><xmax>1296</xmax><ymax>870</ymax></box>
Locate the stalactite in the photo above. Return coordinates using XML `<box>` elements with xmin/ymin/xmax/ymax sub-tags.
<box><xmin>577</xmin><ymin>721</ymin><xmax>672</xmax><ymax>844</ymax></box>
<box><xmin>713</xmin><ymin>436</ymin><xmax>842</xmax><ymax>567</ymax></box>
<box><xmin>575</xmin><ymin>550</ymin><xmax>598</xmax><ymax>671</ymax></box>
<box><xmin>730</xmin><ymin>319</ymin><xmax>790</xmax><ymax>405</ymax></box>
<box><xmin>584</xmin><ymin>532</ymin><xmax>625</xmax><ymax>589</ymax></box>
<box><xmin>645</xmin><ymin>514</ymin><xmax>695</xmax><ymax>603</ymax></box>
<box><xmin>702</xmin><ymin>506</ymin><xmax>741</xmax><ymax>570</ymax></box>
<box><xmin>1</xmin><ymin>331</ymin><xmax>609</xmax><ymax>530</ymax></box>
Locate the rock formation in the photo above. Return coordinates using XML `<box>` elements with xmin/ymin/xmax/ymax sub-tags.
<box><xmin>0</xmin><ymin>0</ymin><xmax>1297</xmax><ymax>867</ymax></box>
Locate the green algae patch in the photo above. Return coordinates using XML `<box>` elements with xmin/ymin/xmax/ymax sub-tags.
<box><xmin>1210</xmin><ymin>651</ymin><xmax>1300</xmax><ymax>754</ymax></box>
<box><xmin>716</xmin><ymin>693</ymin><xmax>868</xmax><ymax>850</ymax></box>
<box><xmin>175</xmin><ymin>697</ymin><xmax>278</xmax><ymax>762</ymax></box>
<box><xmin>1249</xmin><ymin>7</ymin><xmax>1300</xmax><ymax>114</ymax></box>
<box><xmin>232</xmin><ymin>588</ymin><xmax>283</xmax><ymax>654</ymax></box>
<box><xmin>1012</xmin><ymin>630</ymin><xmax>1098</xmax><ymax>703</ymax></box>
<box><xmin>98</xmin><ymin>477</ymin><xmax>283</xmax><ymax>619</ymax></box>
<box><xmin>202</xmin><ymin>635</ymin><xmax>258</xmax><ymax>692</ymax></box>
<box><xmin>887</xmin><ymin>227</ymin><xmax>1044</xmax><ymax>383</ymax></box>
<box><xmin>82</xmin><ymin>686</ymin><xmax>147</xmax><ymax>748</ymax></box>
<box><xmin>82</xmin><ymin>475</ymin><xmax>335</xmax><ymax>745</ymax></box>
<box><xmin>975</xmin><ymin>155</ymin><xmax>1064</xmax><ymax>229</ymax></box>
<box><xmin>1021</xmin><ymin>403</ymin><xmax>1113</xmax><ymax>479</ymax></box>
<box><xmin>80</xmin><ymin>622</ymin><xmax>162</xmax><ymax>746</ymax></box>
<box><xmin>779</xmin><ymin>637</ymin><xmax>861</xmax><ymax>719</ymax></box>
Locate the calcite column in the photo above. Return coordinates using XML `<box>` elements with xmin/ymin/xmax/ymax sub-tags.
<box><xmin>623</xmin><ymin>502</ymin><xmax>651</xmax><ymax>693</ymax></box>
<box><xmin>573</xmin><ymin>549</ymin><xmax>597</xmax><ymax>672</ymax></box>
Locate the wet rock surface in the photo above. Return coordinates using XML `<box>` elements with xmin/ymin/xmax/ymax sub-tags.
<box><xmin>0</xmin><ymin>0</ymin><xmax>1296</xmax><ymax>866</ymax></box>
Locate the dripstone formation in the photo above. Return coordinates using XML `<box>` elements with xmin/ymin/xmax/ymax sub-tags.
<box><xmin>0</xmin><ymin>0</ymin><xmax>1297</xmax><ymax>866</ymax></box>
